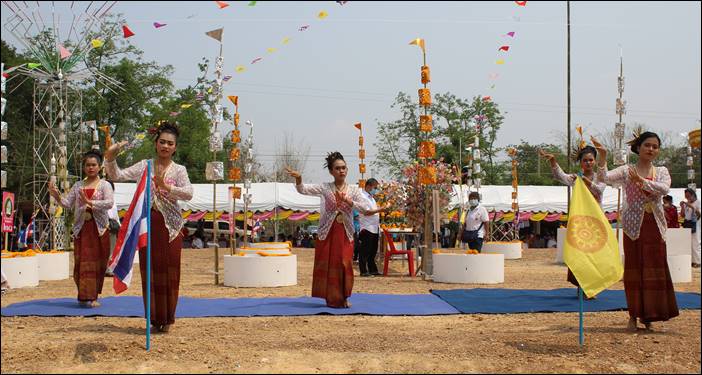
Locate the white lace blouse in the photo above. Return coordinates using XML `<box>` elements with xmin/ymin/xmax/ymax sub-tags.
<box><xmin>598</xmin><ymin>164</ymin><xmax>671</xmax><ymax>241</ymax></box>
<box><xmin>295</xmin><ymin>182</ymin><xmax>369</xmax><ymax>242</ymax></box>
<box><xmin>57</xmin><ymin>179</ymin><xmax>114</xmax><ymax>239</ymax></box>
<box><xmin>105</xmin><ymin>159</ymin><xmax>193</xmax><ymax>242</ymax></box>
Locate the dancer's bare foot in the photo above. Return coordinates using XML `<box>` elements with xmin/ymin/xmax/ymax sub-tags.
<box><xmin>627</xmin><ymin>317</ymin><xmax>637</xmax><ymax>332</ymax></box>
<box><xmin>641</xmin><ymin>319</ymin><xmax>652</xmax><ymax>331</ymax></box>
<box><xmin>160</xmin><ymin>324</ymin><xmax>171</xmax><ymax>333</ymax></box>
<box><xmin>89</xmin><ymin>300</ymin><xmax>100</xmax><ymax>308</ymax></box>
<box><xmin>79</xmin><ymin>301</ymin><xmax>91</xmax><ymax>307</ymax></box>
<box><xmin>344</xmin><ymin>301</ymin><xmax>352</xmax><ymax>308</ymax></box>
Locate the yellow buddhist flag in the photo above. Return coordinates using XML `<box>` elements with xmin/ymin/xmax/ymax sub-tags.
<box><xmin>282</xmin><ymin>37</ymin><xmax>291</xmax><ymax>45</ymax></box>
<box><xmin>318</xmin><ymin>11</ymin><xmax>328</xmax><ymax>19</ymax></box>
<box><xmin>409</xmin><ymin>38</ymin><xmax>425</xmax><ymax>53</ymax></box>
<box><xmin>266</xmin><ymin>48</ymin><xmax>276</xmax><ymax>53</ymax></box>
<box><xmin>564</xmin><ymin>177</ymin><xmax>623</xmax><ymax>298</ymax></box>
<box><xmin>180</xmin><ymin>103</ymin><xmax>192</xmax><ymax>109</ymax></box>
<box><xmin>496</xmin><ymin>59</ymin><xmax>505</xmax><ymax>65</ymax></box>
<box><xmin>235</xmin><ymin>65</ymin><xmax>246</xmax><ymax>73</ymax></box>
<box><xmin>91</xmin><ymin>39</ymin><xmax>104</xmax><ymax>48</ymax></box>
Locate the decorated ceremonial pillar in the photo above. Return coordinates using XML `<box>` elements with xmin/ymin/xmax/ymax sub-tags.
<box><xmin>242</xmin><ymin>120</ymin><xmax>254</xmax><ymax>247</ymax></box>
<box><xmin>205</xmin><ymin>27</ymin><xmax>225</xmax><ymax>284</ymax></box>
<box><xmin>227</xmin><ymin>95</ymin><xmax>241</xmax><ymax>254</ymax></box>
<box><xmin>507</xmin><ymin>147</ymin><xmax>519</xmax><ymax>241</ymax></box>
<box><xmin>613</xmin><ymin>51</ymin><xmax>627</xmax><ymax>239</ymax></box>
<box><xmin>410</xmin><ymin>38</ymin><xmax>437</xmax><ymax>277</ymax></box>
<box><xmin>355</xmin><ymin>122</ymin><xmax>366</xmax><ymax>189</ymax></box>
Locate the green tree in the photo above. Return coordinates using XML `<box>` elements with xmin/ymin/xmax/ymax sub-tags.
<box><xmin>506</xmin><ymin>141</ymin><xmax>569</xmax><ymax>185</ymax></box>
<box><xmin>373</xmin><ymin>92</ymin><xmax>505</xmax><ymax>183</ymax></box>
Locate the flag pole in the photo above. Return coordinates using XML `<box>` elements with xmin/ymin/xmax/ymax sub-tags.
<box><xmin>146</xmin><ymin>160</ymin><xmax>152</xmax><ymax>351</ymax></box>
<box><xmin>578</xmin><ymin>286</ymin><xmax>584</xmax><ymax>346</ymax></box>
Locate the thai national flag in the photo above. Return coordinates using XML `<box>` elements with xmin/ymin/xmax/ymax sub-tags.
<box><xmin>107</xmin><ymin>167</ymin><xmax>149</xmax><ymax>294</ymax></box>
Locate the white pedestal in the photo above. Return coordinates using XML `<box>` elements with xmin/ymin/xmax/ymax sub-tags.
<box><xmin>223</xmin><ymin>254</ymin><xmax>297</xmax><ymax>287</ymax></box>
<box><xmin>556</xmin><ymin>227</ymin><xmax>624</xmax><ymax>264</ymax></box>
<box><xmin>668</xmin><ymin>255</ymin><xmax>692</xmax><ymax>283</ymax></box>
<box><xmin>1</xmin><ymin>256</ymin><xmax>39</xmax><ymax>288</ymax></box>
<box><xmin>37</xmin><ymin>252</ymin><xmax>70</xmax><ymax>280</ymax></box>
<box><xmin>433</xmin><ymin>253</ymin><xmax>504</xmax><ymax>284</ymax></box>
<box><xmin>482</xmin><ymin>242</ymin><xmax>522</xmax><ymax>259</ymax></box>
<box><xmin>247</xmin><ymin>242</ymin><xmax>290</xmax><ymax>249</ymax></box>
<box><xmin>666</xmin><ymin>228</ymin><xmax>692</xmax><ymax>256</ymax></box>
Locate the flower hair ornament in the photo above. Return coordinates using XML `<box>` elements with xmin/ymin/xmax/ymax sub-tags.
<box><xmin>624</xmin><ymin>125</ymin><xmax>644</xmax><ymax>148</ymax></box>
<box><xmin>570</xmin><ymin>125</ymin><xmax>590</xmax><ymax>161</ymax></box>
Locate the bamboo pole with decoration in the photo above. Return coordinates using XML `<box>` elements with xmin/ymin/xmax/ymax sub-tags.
<box><xmin>242</xmin><ymin>120</ymin><xmax>254</xmax><ymax>247</ymax></box>
<box><xmin>228</xmin><ymin>95</ymin><xmax>241</xmax><ymax>255</ymax></box>
<box><xmin>410</xmin><ymin>38</ymin><xmax>436</xmax><ymax>278</ymax></box>
<box><xmin>355</xmin><ymin>123</ymin><xmax>366</xmax><ymax>190</ymax></box>
<box><xmin>613</xmin><ymin>49</ymin><xmax>627</xmax><ymax>241</ymax></box>
<box><xmin>205</xmin><ymin>28</ymin><xmax>225</xmax><ymax>285</ymax></box>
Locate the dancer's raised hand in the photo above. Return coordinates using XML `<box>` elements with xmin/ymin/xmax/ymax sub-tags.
<box><xmin>105</xmin><ymin>140</ymin><xmax>128</xmax><ymax>162</ymax></box>
<box><xmin>590</xmin><ymin>136</ymin><xmax>607</xmax><ymax>167</ymax></box>
<box><xmin>285</xmin><ymin>166</ymin><xmax>301</xmax><ymax>179</ymax></box>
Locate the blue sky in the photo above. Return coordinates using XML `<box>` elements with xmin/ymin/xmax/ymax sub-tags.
<box><xmin>2</xmin><ymin>1</ymin><xmax>700</xmax><ymax>183</ymax></box>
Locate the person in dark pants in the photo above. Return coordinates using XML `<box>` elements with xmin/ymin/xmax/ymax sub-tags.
<box><xmin>459</xmin><ymin>191</ymin><xmax>490</xmax><ymax>252</ymax></box>
<box><xmin>357</xmin><ymin>178</ymin><xmax>390</xmax><ymax>276</ymax></box>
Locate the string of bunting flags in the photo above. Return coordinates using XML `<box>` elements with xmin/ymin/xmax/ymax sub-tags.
<box><xmin>485</xmin><ymin>1</ymin><xmax>527</xmax><ymax>99</ymax></box>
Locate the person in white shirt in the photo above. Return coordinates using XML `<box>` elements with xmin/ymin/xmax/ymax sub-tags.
<box><xmin>460</xmin><ymin>192</ymin><xmax>490</xmax><ymax>252</ymax></box>
<box><xmin>356</xmin><ymin>178</ymin><xmax>390</xmax><ymax>276</ymax></box>
<box><xmin>680</xmin><ymin>188</ymin><xmax>701</xmax><ymax>267</ymax></box>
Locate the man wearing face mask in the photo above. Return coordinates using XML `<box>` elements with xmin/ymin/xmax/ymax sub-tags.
<box><xmin>460</xmin><ymin>192</ymin><xmax>490</xmax><ymax>252</ymax></box>
<box><xmin>358</xmin><ymin>178</ymin><xmax>391</xmax><ymax>276</ymax></box>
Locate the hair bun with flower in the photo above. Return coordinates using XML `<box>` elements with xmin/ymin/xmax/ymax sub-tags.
<box><xmin>569</xmin><ymin>125</ymin><xmax>589</xmax><ymax>161</ymax></box>
<box><xmin>150</xmin><ymin>121</ymin><xmax>180</xmax><ymax>141</ymax></box>
<box><xmin>625</xmin><ymin>126</ymin><xmax>644</xmax><ymax>148</ymax></box>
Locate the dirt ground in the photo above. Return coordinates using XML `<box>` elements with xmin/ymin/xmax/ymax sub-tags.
<box><xmin>1</xmin><ymin>248</ymin><xmax>700</xmax><ymax>374</ymax></box>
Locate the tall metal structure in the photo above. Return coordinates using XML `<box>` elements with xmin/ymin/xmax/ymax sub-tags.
<box><xmin>2</xmin><ymin>1</ymin><xmax>122</xmax><ymax>250</ymax></box>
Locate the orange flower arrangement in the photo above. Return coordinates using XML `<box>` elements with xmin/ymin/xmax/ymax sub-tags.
<box><xmin>229</xmin><ymin>148</ymin><xmax>241</xmax><ymax>161</ymax></box>
<box><xmin>418</xmin><ymin>88</ymin><xmax>432</xmax><ymax>106</ymax></box>
<box><xmin>421</xmin><ymin>65</ymin><xmax>431</xmax><ymax>85</ymax></box>
<box><xmin>231</xmin><ymin>186</ymin><xmax>242</xmax><ymax>199</ymax></box>
<box><xmin>418</xmin><ymin>165</ymin><xmax>437</xmax><ymax>185</ymax></box>
<box><xmin>229</xmin><ymin>167</ymin><xmax>242</xmax><ymax>181</ymax></box>
<box><xmin>231</xmin><ymin>130</ymin><xmax>241</xmax><ymax>143</ymax></box>
<box><xmin>418</xmin><ymin>141</ymin><xmax>436</xmax><ymax>159</ymax></box>
<box><xmin>420</xmin><ymin>115</ymin><xmax>433</xmax><ymax>132</ymax></box>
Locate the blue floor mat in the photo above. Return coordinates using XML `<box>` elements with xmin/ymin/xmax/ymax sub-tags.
<box><xmin>431</xmin><ymin>288</ymin><xmax>702</xmax><ymax>314</ymax></box>
<box><xmin>0</xmin><ymin>293</ymin><xmax>460</xmax><ymax>318</ymax></box>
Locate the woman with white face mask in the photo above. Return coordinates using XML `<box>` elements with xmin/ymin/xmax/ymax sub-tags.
<box><xmin>459</xmin><ymin>192</ymin><xmax>490</xmax><ymax>252</ymax></box>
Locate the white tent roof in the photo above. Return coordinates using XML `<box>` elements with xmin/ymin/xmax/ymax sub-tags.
<box><xmin>113</xmin><ymin>182</ymin><xmax>699</xmax><ymax>213</ymax></box>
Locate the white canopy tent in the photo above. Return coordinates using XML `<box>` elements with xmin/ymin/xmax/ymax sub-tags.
<box><xmin>113</xmin><ymin>182</ymin><xmax>699</xmax><ymax>214</ymax></box>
